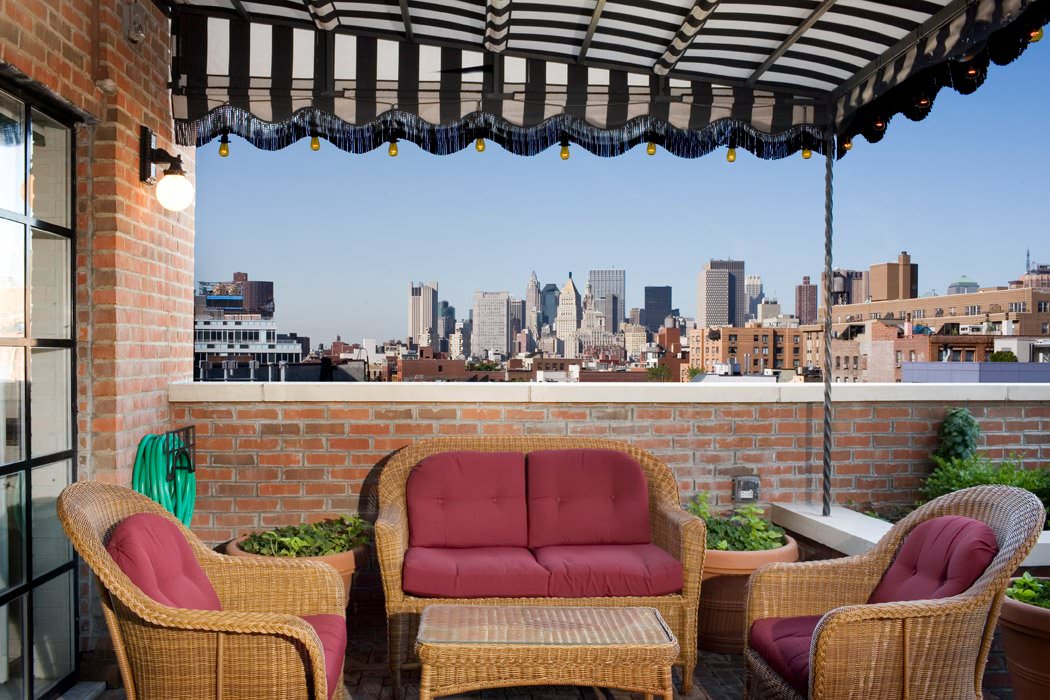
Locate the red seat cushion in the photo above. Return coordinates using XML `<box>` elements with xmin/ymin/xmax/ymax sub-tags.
<box><xmin>302</xmin><ymin>614</ymin><xmax>347</xmax><ymax>700</ymax></box>
<box><xmin>527</xmin><ymin>449</ymin><xmax>650</xmax><ymax>548</ymax></box>
<box><xmin>407</xmin><ymin>451</ymin><xmax>527</xmax><ymax>548</ymax></box>
<box><xmin>533</xmin><ymin>544</ymin><xmax>683</xmax><ymax>597</ymax></box>
<box><xmin>749</xmin><ymin>615</ymin><xmax>821</xmax><ymax>697</ymax></box>
<box><xmin>106</xmin><ymin>512</ymin><xmax>221</xmax><ymax>611</ymax></box>
<box><xmin>867</xmin><ymin>515</ymin><xmax>998</xmax><ymax>604</ymax></box>
<box><xmin>403</xmin><ymin>546</ymin><xmax>550</xmax><ymax>598</ymax></box>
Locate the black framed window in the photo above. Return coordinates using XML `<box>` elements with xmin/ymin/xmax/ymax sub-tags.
<box><xmin>0</xmin><ymin>83</ymin><xmax>78</xmax><ymax>700</ymax></box>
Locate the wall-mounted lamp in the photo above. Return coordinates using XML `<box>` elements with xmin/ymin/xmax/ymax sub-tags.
<box><xmin>140</xmin><ymin>126</ymin><xmax>194</xmax><ymax>211</ymax></box>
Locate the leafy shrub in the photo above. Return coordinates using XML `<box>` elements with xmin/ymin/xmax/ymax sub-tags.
<box><xmin>989</xmin><ymin>350</ymin><xmax>1018</xmax><ymax>362</ymax></box>
<box><xmin>922</xmin><ymin>454</ymin><xmax>1050</xmax><ymax>516</ymax></box>
<box><xmin>685</xmin><ymin>493</ymin><xmax>786</xmax><ymax>551</ymax></box>
<box><xmin>239</xmin><ymin>515</ymin><xmax>372</xmax><ymax>557</ymax></box>
<box><xmin>1006</xmin><ymin>572</ymin><xmax>1050</xmax><ymax>609</ymax></box>
<box><xmin>934</xmin><ymin>407</ymin><xmax>980</xmax><ymax>461</ymax></box>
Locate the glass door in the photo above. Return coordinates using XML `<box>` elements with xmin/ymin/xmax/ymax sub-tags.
<box><xmin>0</xmin><ymin>84</ymin><xmax>77</xmax><ymax>699</ymax></box>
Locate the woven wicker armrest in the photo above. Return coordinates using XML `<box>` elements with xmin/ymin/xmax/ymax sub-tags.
<box><xmin>746</xmin><ymin>554</ymin><xmax>883</xmax><ymax>626</ymax></box>
<box><xmin>808</xmin><ymin>595</ymin><xmax>993</xmax><ymax>700</ymax></box>
<box><xmin>199</xmin><ymin>554</ymin><xmax>346</xmax><ymax>615</ymax></box>
<box><xmin>375</xmin><ymin>500</ymin><xmax>408</xmax><ymax>602</ymax></box>
<box><xmin>651</xmin><ymin>504</ymin><xmax>705</xmax><ymax>573</ymax></box>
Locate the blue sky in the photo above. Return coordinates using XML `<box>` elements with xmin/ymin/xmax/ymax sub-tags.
<box><xmin>195</xmin><ymin>43</ymin><xmax>1048</xmax><ymax>345</ymax></box>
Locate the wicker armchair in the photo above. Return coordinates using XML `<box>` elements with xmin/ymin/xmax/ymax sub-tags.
<box><xmin>376</xmin><ymin>437</ymin><xmax>705</xmax><ymax>694</ymax></box>
<box><xmin>744</xmin><ymin>485</ymin><xmax>1046</xmax><ymax>700</ymax></box>
<box><xmin>57</xmin><ymin>481</ymin><xmax>347</xmax><ymax>700</ymax></box>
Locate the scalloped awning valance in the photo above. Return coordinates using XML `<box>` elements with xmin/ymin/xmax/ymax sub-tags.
<box><xmin>167</xmin><ymin>0</ymin><xmax>1047</xmax><ymax>158</ymax></box>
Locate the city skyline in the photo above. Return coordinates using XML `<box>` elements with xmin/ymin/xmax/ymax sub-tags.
<box><xmin>194</xmin><ymin>46</ymin><xmax>1049</xmax><ymax>344</ymax></box>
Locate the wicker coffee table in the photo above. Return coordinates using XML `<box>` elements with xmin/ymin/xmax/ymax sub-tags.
<box><xmin>415</xmin><ymin>604</ymin><xmax>679</xmax><ymax>699</ymax></box>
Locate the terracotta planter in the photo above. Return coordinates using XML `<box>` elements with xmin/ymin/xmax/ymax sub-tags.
<box><xmin>999</xmin><ymin>586</ymin><xmax>1050</xmax><ymax>700</ymax></box>
<box><xmin>225</xmin><ymin>536</ymin><xmax>365</xmax><ymax>606</ymax></box>
<box><xmin>699</xmin><ymin>536</ymin><xmax>799</xmax><ymax>654</ymax></box>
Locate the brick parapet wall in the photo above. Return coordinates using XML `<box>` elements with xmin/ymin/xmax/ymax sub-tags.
<box><xmin>170</xmin><ymin>398</ymin><xmax>1050</xmax><ymax>546</ymax></box>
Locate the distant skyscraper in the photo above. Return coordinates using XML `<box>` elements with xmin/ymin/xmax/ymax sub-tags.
<box><xmin>540</xmin><ymin>283</ymin><xmax>560</xmax><ymax>328</ymax></box>
<box><xmin>745</xmin><ymin>275</ymin><xmax>764</xmax><ymax>321</ymax></box>
<box><xmin>509</xmin><ymin>298</ymin><xmax>526</xmax><ymax>339</ymax></box>
<box><xmin>697</xmin><ymin>259</ymin><xmax>744</xmax><ymax>328</ymax></box>
<box><xmin>643</xmin><ymin>286</ymin><xmax>672</xmax><ymax>333</ymax></box>
<box><xmin>525</xmin><ymin>271</ymin><xmax>541</xmax><ymax>334</ymax></box>
<box><xmin>472</xmin><ymin>291</ymin><xmax>511</xmax><ymax>356</ymax></box>
<box><xmin>795</xmin><ymin>276</ymin><xmax>817</xmax><ymax>325</ymax></box>
<box><xmin>555</xmin><ymin>274</ymin><xmax>582</xmax><ymax>340</ymax></box>
<box><xmin>408</xmin><ymin>281</ymin><xmax>438</xmax><ymax>348</ymax></box>
<box><xmin>588</xmin><ymin>269</ymin><xmax>625</xmax><ymax>332</ymax></box>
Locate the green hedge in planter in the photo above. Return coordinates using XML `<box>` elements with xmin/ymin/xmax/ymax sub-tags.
<box><xmin>238</xmin><ymin>515</ymin><xmax>372</xmax><ymax>557</ymax></box>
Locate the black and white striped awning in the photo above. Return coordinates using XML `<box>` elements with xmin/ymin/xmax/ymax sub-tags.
<box><xmin>168</xmin><ymin>0</ymin><xmax>1048</xmax><ymax>159</ymax></box>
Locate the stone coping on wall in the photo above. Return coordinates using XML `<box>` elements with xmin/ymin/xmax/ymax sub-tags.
<box><xmin>773</xmin><ymin>502</ymin><xmax>1050</xmax><ymax>567</ymax></box>
<box><xmin>169</xmin><ymin>381</ymin><xmax>1050</xmax><ymax>404</ymax></box>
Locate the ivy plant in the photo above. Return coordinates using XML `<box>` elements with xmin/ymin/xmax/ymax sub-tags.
<box><xmin>1006</xmin><ymin>572</ymin><xmax>1050</xmax><ymax>609</ymax></box>
<box><xmin>685</xmin><ymin>493</ymin><xmax>786</xmax><ymax>551</ymax></box>
<box><xmin>239</xmin><ymin>515</ymin><xmax>372</xmax><ymax>557</ymax></box>
<box><xmin>934</xmin><ymin>407</ymin><xmax>980</xmax><ymax>461</ymax></box>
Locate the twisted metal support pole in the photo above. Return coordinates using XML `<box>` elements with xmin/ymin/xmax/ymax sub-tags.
<box><xmin>821</xmin><ymin>134</ymin><xmax>835</xmax><ymax>516</ymax></box>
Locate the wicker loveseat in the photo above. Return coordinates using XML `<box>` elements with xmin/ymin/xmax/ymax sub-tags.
<box><xmin>376</xmin><ymin>437</ymin><xmax>706</xmax><ymax>693</ymax></box>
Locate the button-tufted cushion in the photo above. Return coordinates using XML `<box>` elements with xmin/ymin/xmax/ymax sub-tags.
<box><xmin>106</xmin><ymin>512</ymin><xmax>221</xmax><ymax>611</ymax></box>
<box><xmin>534</xmin><ymin>544</ymin><xmax>683</xmax><ymax>597</ymax></box>
<box><xmin>407</xmin><ymin>451</ymin><xmax>528</xmax><ymax>548</ymax></box>
<box><xmin>527</xmin><ymin>449</ymin><xmax>650</xmax><ymax>548</ymax></box>
<box><xmin>749</xmin><ymin>615</ymin><xmax>822</xmax><ymax>697</ymax></box>
<box><xmin>867</xmin><ymin>515</ymin><xmax>998</xmax><ymax>604</ymax></box>
<box><xmin>403</xmin><ymin>546</ymin><xmax>551</xmax><ymax>597</ymax></box>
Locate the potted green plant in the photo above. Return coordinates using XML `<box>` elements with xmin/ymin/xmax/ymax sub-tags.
<box><xmin>225</xmin><ymin>515</ymin><xmax>372</xmax><ymax>605</ymax></box>
<box><xmin>686</xmin><ymin>493</ymin><xmax>798</xmax><ymax>653</ymax></box>
<box><xmin>999</xmin><ymin>572</ymin><xmax>1050</xmax><ymax>699</ymax></box>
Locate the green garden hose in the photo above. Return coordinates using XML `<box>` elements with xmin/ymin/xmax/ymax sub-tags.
<box><xmin>132</xmin><ymin>433</ymin><xmax>196</xmax><ymax>526</ymax></box>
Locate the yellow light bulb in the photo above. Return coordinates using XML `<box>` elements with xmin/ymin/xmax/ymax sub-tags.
<box><xmin>873</xmin><ymin>119</ymin><xmax>886</xmax><ymax>132</ymax></box>
<box><xmin>310</xmin><ymin>135</ymin><xmax>321</xmax><ymax>151</ymax></box>
<box><xmin>646</xmin><ymin>141</ymin><xmax>657</xmax><ymax>156</ymax></box>
<box><xmin>843</xmin><ymin>138</ymin><xmax>853</xmax><ymax>151</ymax></box>
<box><xmin>801</xmin><ymin>148</ymin><xmax>812</xmax><ymax>160</ymax></box>
<box><xmin>1031</xmin><ymin>27</ymin><xmax>1044</xmax><ymax>43</ymax></box>
<box><xmin>475</xmin><ymin>137</ymin><xmax>485</xmax><ymax>152</ymax></box>
<box><xmin>726</xmin><ymin>147</ymin><xmax>737</xmax><ymax>163</ymax></box>
<box><xmin>218</xmin><ymin>140</ymin><xmax>229</xmax><ymax>158</ymax></box>
<box><xmin>560</xmin><ymin>144</ymin><xmax>570</xmax><ymax>160</ymax></box>
<box><xmin>966</xmin><ymin>66</ymin><xmax>977</xmax><ymax>77</ymax></box>
<box><xmin>389</xmin><ymin>140</ymin><xmax>399</xmax><ymax>157</ymax></box>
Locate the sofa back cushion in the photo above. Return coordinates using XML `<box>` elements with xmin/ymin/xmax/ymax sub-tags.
<box><xmin>106</xmin><ymin>512</ymin><xmax>222</xmax><ymax>610</ymax></box>
<box><xmin>527</xmin><ymin>449</ymin><xmax>650</xmax><ymax>548</ymax></box>
<box><xmin>867</xmin><ymin>514</ymin><xmax>998</xmax><ymax>604</ymax></box>
<box><xmin>407</xmin><ymin>451</ymin><xmax>528</xmax><ymax>548</ymax></box>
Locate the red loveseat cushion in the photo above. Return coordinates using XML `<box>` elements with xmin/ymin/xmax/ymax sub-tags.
<box><xmin>527</xmin><ymin>449</ymin><xmax>650</xmax><ymax>548</ymax></box>
<box><xmin>749</xmin><ymin>615</ymin><xmax>821</xmax><ymax>697</ymax></box>
<box><xmin>407</xmin><ymin>451</ymin><xmax>528</xmax><ymax>548</ymax></box>
<box><xmin>302</xmin><ymin>614</ymin><xmax>347</xmax><ymax>699</ymax></box>
<box><xmin>403</xmin><ymin>546</ymin><xmax>550</xmax><ymax>598</ymax></box>
<box><xmin>867</xmin><ymin>515</ymin><xmax>998</xmax><ymax>604</ymax></box>
<box><xmin>533</xmin><ymin>544</ymin><xmax>683</xmax><ymax>597</ymax></box>
<box><xmin>106</xmin><ymin>512</ymin><xmax>221</xmax><ymax>610</ymax></box>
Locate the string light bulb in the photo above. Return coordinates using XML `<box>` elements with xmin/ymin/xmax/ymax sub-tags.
<box><xmin>843</xmin><ymin>138</ymin><xmax>853</xmax><ymax>151</ymax></box>
<box><xmin>801</xmin><ymin>148</ymin><xmax>812</xmax><ymax>160</ymax></box>
<box><xmin>916</xmin><ymin>96</ymin><xmax>931</xmax><ymax>108</ymax></box>
<box><xmin>872</xmin><ymin>118</ymin><xmax>886</xmax><ymax>132</ymax></box>
<box><xmin>726</xmin><ymin>147</ymin><xmax>737</xmax><ymax>163</ymax></box>
<box><xmin>965</xmin><ymin>65</ymin><xmax>978</xmax><ymax>77</ymax></box>
<box><xmin>388</xmin><ymin>139</ymin><xmax>399</xmax><ymax>157</ymax></box>
<box><xmin>310</xmin><ymin>134</ymin><xmax>321</xmax><ymax>151</ymax></box>
<box><xmin>646</xmin><ymin>141</ymin><xmax>657</xmax><ymax>156</ymax></box>
<box><xmin>1031</xmin><ymin>27</ymin><xmax>1044</xmax><ymax>43</ymax></box>
<box><xmin>218</xmin><ymin>132</ymin><xmax>230</xmax><ymax>158</ymax></box>
<box><xmin>560</xmin><ymin>142</ymin><xmax>570</xmax><ymax>160</ymax></box>
<box><xmin>475</xmin><ymin>137</ymin><xmax>485</xmax><ymax>153</ymax></box>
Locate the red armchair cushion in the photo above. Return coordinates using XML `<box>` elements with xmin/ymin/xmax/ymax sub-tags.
<box><xmin>749</xmin><ymin>615</ymin><xmax>821</xmax><ymax>697</ymax></box>
<box><xmin>106</xmin><ymin>513</ymin><xmax>221</xmax><ymax>611</ymax></box>
<box><xmin>407</xmin><ymin>451</ymin><xmax>528</xmax><ymax>548</ymax></box>
<box><xmin>867</xmin><ymin>515</ymin><xmax>998</xmax><ymax>604</ymax></box>
<box><xmin>403</xmin><ymin>546</ymin><xmax>550</xmax><ymax>598</ymax></box>
<box><xmin>533</xmin><ymin>544</ymin><xmax>684</xmax><ymax>597</ymax></box>
<box><xmin>527</xmin><ymin>449</ymin><xmax>650</xmax><ymax>547</ymax></box>
<box><xmin>302</xmin><ymin>614</ymin><xmax>347</xmax><ymax>699</ymax></box>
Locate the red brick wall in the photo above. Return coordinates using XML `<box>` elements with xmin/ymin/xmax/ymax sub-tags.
<box><xmin>1</xmin><ymin>1</ymin><xmax>195</xmax><ymax>483</ymax></box>
<box><xmin>171</xmin><ymin>400</ymin><xmax>1050</xmax><ymax>546</ymax></box>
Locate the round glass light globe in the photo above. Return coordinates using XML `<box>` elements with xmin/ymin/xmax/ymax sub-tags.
<box><xmin>155</xmin><ymin>172</ymin><xmax>194</xmax><ymax>211</ymax></box>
